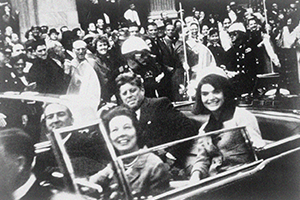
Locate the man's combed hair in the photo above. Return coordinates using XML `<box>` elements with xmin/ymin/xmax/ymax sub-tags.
<box><xmin>208</xmin><ymin>27</ymin><xmax>219</xmax><ymax>36</ymax></box>
<box><xmin>0</xmin><ymin>128</ymin><xmax>35</xmax><ymax>170</ymax></box>
<box><xmin>41</xmin><ymin>103</ymin><xmax>73</xmax><ymax>121</ymax></box>
<box><xmin>146</xmin><ymin>22</ymin><xmax>157</xmax><ymax>30</ymax></box>
<box><xmin>32</xmin><ymin>39</ymin><xmax>46</xmax><ymax>51</ymax></box>
<box><xmin>115</xmin><ymin>72</ymin><xmax>144</xmax><ymax>91</ymax></box>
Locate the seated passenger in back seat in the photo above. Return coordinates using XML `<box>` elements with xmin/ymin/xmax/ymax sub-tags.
<box><xmin>189</xmin><ymin>68</ymin><xmax>265</xmax><ymax>184</ymax></box>
<box><xmin>90</xmin><ymin>106</ymin><xmax>170</xmax><ymax>197</ymax></box>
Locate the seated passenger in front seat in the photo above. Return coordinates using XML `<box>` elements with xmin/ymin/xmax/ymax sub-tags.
<box><xmin>90</xmin><ymin>106</ymin><xmax>170</xmax><ymax>197</ymax></box>
<box><xmin>40</xmin><ymin>103</ymin><xmax>108</xmax><ymax>177</ymax></box>
<box><xmin>189</xmin><ymin>68</ymin><xmax>265</xmax><ymax>184</ymax></box>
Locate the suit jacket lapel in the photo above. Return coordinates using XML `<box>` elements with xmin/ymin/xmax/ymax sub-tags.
<box><xmin>139</xmin><ymin>98</ymin><xmax>151</xmax><ymax>123</ymax></box>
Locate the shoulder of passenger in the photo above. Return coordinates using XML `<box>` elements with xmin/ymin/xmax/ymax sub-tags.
<box><xmin>234</xmin><ymin>107</ymin><xmax>256</xmax><ymax>119</ymax></box>
<box><xmin>147</xmin><ymin>152</ymin><xmax>164</xmax><ymax>163</ymax></box>
<box><xmin>152</xmin><ymin>97</ymin><xmax>172</xmax><ymax>107</ymax></box>
<box><xmin>143</xmin><ymin>153</ymin><xmax>164</xmax><ymax>169</ymax></box>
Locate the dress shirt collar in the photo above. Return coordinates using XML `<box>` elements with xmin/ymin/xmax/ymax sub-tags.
<box><xmin>135</xmin><ymin>108</ymin><xmax>141</xmax><ymax>120</ymax></box>
<box><xmin>207</xmin><ymin>42</ymin><xmax>221</xmax><ymax>47</ymax></box>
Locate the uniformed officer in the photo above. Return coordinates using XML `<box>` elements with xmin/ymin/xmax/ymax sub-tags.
<box><xmin>121</xmin><ymin>36</ymin><xmax>164</xmax><ymax>98</ymax></box>
<box><xmin>225</xmin><ymin>22</ymin><xmax>258</xmax><ymax>96</ymax></box>
<box><xmin>0</xmin><ymin>48</ymin><xmax>15</xmax><ymax>92</ymax></box>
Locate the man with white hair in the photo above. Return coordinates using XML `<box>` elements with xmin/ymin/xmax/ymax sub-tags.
<box><xmin>67</xmin><ymin>40</ymin><xmax>101</xmax><ymax>111</ymax></box>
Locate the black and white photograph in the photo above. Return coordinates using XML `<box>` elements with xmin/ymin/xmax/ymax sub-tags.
<box><xmin>0</xmin><ymin>0</ymin><xmax>299</xmax><ymax>199</ymax></box>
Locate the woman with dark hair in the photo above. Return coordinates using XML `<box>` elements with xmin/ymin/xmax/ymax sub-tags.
<box><xmin>89</xmin><ymin>106</ymin><xmax>170</xmax><ymax>197</ymax></box>
<box><xmin>72</xmin><ymin>27</ymin><xmax>85</xmax><ymax>40</ymax></box>
<box><xmin>189</xmin><ymin>69</ymin><xmax>265</xmax><ymax>183</ymax></box>
<box><xmin>173</xmin><ymin>19</ymin><xmax>183</xmax><ymax>41</ymax></box>
<box><xmin>93</xmin><ymin>35</ymin><xmax>119</xmax><ymax>102</ymax></box>
<box><xmin>6</xmin><ymin>53</ymin><xmax>29</xmax><ymax>91</ymax></box>
<box><xmin>200</xmin><ymin>23</ymin><xmax>210</xmax><ymax>46</ymax></box>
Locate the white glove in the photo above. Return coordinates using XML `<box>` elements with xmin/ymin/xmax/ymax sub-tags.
<box><xmin>155</xmin><ymin>72</ymin><xmax>165</xmax><ymax>83</ymax></box>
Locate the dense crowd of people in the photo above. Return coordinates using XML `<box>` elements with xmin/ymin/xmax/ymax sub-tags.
<box><xmin>0</xmin><ymin>1</ymin><xmax>299</xmax><ymax>103</ymax></box>
<box><xmin>0</xmin><ymin>0</ymin><xmax>299</xmax><ymax>199</ymax></box>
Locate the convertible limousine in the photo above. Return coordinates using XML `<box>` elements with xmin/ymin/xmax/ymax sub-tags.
<box><xmin>0</xmin><ymin>93</ymin><xmax>299</xmax><ymax>200</ymax></box>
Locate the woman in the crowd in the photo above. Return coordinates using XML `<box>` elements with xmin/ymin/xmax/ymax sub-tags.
<box><xmin>7</xmin><ymin>53</ymin><xmax>30</xmax><ymax>91</ymax></box>
<box><xmin>93</xmin><ymin>35</ymin><xmax>119</xmax><ymax>103</ymax></box>
<box><xmin>72</xmin><ymin>27</ymin><xmax>85</xmax><ymax>40</ymax></box>
<box><xmin>189</xmin><ymin>68</ymin><xmax>265</xmax><ymax>183</ymax></box>
<box><xmin>200</xmin><ymin>24</ymin><xmax>210</xmax><ymax>45</ymax></box>
<box><xmin>89</xmin><ymin>106</ymin><xmax>170</xmax><ymax>197</ymax></box>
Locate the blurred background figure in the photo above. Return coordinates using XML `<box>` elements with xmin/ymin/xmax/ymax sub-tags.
<box><xmin>0</xmin><ymin>128</ymin><xmax>53</xmax><ymax>200</ymax></box>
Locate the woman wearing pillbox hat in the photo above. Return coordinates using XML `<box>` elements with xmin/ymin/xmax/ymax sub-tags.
<box><xmin>189</xmin><ymin>71</ymin><xmax>265</xmax><ymax>183</ymax></box>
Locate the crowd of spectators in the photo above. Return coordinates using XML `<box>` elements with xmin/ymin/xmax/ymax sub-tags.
<box><xmin>0</xmin><ymin>1</ymin><xmax>299</xmax><ymax>104</ymax></box>
<box><xmin>0</xmin><ymin>1</ymin><xmax>299</xmax><ymax>198</ymax></box>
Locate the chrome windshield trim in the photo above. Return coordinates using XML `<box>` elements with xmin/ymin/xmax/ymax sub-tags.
<box><xmin>118</xmin><ymin>126</ymin><xmax>246</xmax><ymax>160</ymax></box>
<box><xmin>152</xmin><ymin>147</ymin><xmax>300</xmax><ymax>200</ymax></box>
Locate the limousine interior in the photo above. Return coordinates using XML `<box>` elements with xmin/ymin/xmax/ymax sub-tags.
<box><xmin>1</xmin><ymin>93</ymin><xmax>300</xmax><ymax>200</ymax></box>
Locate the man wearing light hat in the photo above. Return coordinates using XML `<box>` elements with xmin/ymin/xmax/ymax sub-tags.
<box><xmin>224</xmin><ymin>22</ymin><xmax>258</xmax><ymax>96</ymax></box>
<box><xmin>121</xmin><ymin>36</ymin><xmax>165</xmax><ymax>98</ymax></box>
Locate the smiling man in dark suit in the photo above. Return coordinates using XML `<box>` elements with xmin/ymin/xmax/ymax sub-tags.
<box><xmin>114</xmin><ymin>72</ymin><xmax>199</xmax><ymax>168</ymax></box>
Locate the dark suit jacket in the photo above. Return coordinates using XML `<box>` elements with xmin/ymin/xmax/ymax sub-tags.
<box><xmin>0</xmin><ymin>65</ymin><xmax>20</xmax><ymax>92</ymax></box>
<box><xmin>27</xmin><ymin>57</ymin><xmax>68</xmax><ymax>94</ymax></box>
<box><xmin>20</xmin><ymin>180</ymin><xmax>53</xmax><ymax>200</ymax></box>
<box><xmin>225</xmin><ymin>43</ymin><xmax>258</xmax><ymax>95</ymax></box>
<box><xmin>133</xmin><ymin>59</ymin><xmax>162</xmax><ymax>98</ymax></box>
<box><xmin>136</xmin><ymin>97</ymin><xmax>198</xmax><ymax>167</ymax></box>
<box><xmin>157</xmin><ymin>37</ymin><xmax>179</xmax><ymax>70</ymax></box>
